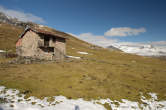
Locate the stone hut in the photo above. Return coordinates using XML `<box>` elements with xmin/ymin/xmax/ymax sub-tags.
<box><xmin>16</xmin><ymin>26</ymin><xmax>67</xmax><ymax>60</ymax></box>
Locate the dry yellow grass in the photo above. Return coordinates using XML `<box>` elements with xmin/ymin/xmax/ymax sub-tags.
<box><xmin>0</xmin><ymin>23</ymin><xmax>23</xmax><ymax>51</ymax></box>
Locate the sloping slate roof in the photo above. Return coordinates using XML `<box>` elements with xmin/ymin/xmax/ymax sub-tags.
<box><xmin>19</xmin><ymin>26</ymin><xmax>68</xmax><ymax>39</ymax></box>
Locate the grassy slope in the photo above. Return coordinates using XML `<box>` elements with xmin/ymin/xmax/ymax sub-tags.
<box><xmin>0</xmin><ymin>23</ymin><xmax>23</xmax><ymax>51</ymax></box>
<box><xmin>0</xmin><ymin>23</ymin><xmax>166</xmax><ymax>103</ymax></box>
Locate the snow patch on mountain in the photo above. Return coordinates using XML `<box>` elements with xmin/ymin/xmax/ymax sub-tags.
<box><xmin>0</xmin><ymin>50</ymin><xmax>6</xmax><ymax>53</ymax></box>
<box><xmin>66</xmin><ymin>55</ymin><xmax>81</xmax><ymax>59</ymax></box>
<box><xmin>112</xmin><ymin>43</ymin><xmax>166</xmax><ymax>56</ymax></box>
<box><xmin>77</xmin><ymin>51</ymin><xmax>89</xmax><ymax>55</ymax></box>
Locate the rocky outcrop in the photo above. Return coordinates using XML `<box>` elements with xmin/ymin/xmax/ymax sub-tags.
<box><xmin>107</xmin><ymin>45</ymin><xmax>122</xmax><ymax>51</ymax></box>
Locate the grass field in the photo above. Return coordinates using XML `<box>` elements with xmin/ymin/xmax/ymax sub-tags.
<box><xmin>0</xmin><ymin>23</ymin><xmax>166</xmax><ymax>105</ymax></box>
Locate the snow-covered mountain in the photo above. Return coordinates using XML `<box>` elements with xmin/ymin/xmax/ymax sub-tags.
<box><xmin>0</xmin><ymin>12</ymin><xmax>35</xmax><ymax>28</ymax></box>
<box><xmin>110</xmin><ymin>43</ymin><xmax>166</xmax><ymax>57</ymax></box>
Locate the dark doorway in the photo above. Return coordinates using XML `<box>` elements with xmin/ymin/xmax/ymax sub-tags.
<box><xmin>44</xmin><ymin>36</ymin><xmax>49</xmax><ymax>47</ymax></box>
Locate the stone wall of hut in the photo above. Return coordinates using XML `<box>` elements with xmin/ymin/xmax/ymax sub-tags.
<box><xmin>16</xmin><ymin>30</ymin><xmax>66</xmax><ymax>60</ymax></box>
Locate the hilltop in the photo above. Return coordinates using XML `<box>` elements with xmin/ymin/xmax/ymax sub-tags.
<box><xmin>0</xmin><ymin>20</ymin><xmax>166</xmax><ymax>109</ymax></box>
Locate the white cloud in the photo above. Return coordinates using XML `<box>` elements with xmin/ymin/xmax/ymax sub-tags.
<box><xmin>0</xmin><ymin>5</ymin><xmax>45</xmax><ymax>23</ymax></box>
<box><xmin>68</xmin><ymin>32</ymin><xmax>118</xmax><ymax>47</ymax></box>
<box><xmin>104</xmin><ymin>27</ymin><xmax>146</xmax><ymax>37</ymax></box>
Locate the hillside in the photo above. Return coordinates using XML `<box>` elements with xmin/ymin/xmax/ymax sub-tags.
<box><xmin>0</xmin><ymin>23</ymin><xmax>166</xmax><ymax>109</ymax></box>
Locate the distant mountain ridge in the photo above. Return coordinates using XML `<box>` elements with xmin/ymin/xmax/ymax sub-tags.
<box><xmin>0</xmin><ymin>12</ymin><xmax>35</xmax><ymax>28</ymax></box>
<box><xmin>109</xmin><ymin>43</ymin><xmax>166</xmax><ymax>57</ymax></box>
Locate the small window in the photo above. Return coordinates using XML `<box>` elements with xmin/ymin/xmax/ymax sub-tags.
<box><xmin>57</xmin><ymin>37</ymin><xmax>65</xmax><ymax>43</ymax></box>
<box><xmin>44</xmin><ymin>36</ymin><xmax>49</xmax><ymax>47</ymax></box>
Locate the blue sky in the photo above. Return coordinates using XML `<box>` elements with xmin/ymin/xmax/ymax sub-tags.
<box><xmin>0</xmin><ymin>0</ymin><xmax>166</xmax><ymax>46</ymax></box>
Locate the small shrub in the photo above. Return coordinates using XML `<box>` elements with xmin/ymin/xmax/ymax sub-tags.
<box><xmin>0</xmin><ymin>97</ymin><xmax>8</xmax><ymax>104</ymax></box>
<box><xmin>10</xmin><ymin>104</ymin><xmax>14</xmax><ymax>107</ymax></box>
<box><xmin>31</xmin><ymin>102</ymin><xmax>36</xmax><ymax>105</ymax></box>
